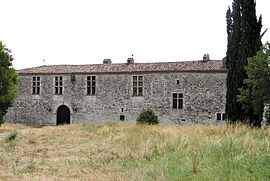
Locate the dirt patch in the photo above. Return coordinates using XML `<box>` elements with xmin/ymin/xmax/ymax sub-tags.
<box><xmin>0</xmin><ymin>129</ymin><xmax>10</xmax><ymax>134</ymax></box>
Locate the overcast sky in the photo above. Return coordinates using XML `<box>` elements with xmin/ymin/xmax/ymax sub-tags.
<box><xmin>1</xmin><ymin>0</ymin><xmax>270</xmax><ymax>70</ymax></box>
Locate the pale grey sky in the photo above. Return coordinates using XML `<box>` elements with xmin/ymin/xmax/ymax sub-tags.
<box><xmin>1</xmin><ymin>0</ymin><xmax>269</xmax><ymax>69</ymax></box>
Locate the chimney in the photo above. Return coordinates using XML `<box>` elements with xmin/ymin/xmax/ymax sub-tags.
<box><xmin>127</xmin><ymin>57</ymin><xmax>134</xmax><ymax>65</ymax></box>
<box><xmin>203</xmin><ymin>54</ymin><xmax>210</xmax><ymax>61</ymax></box>
<box><xmin>103</xmin><ymin>59</ymin><xmax>112</xmax><ymax>65</ymax></box>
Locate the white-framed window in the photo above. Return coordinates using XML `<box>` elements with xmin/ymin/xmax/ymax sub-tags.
<box><xmin>55</xmin><ymin>76</ymin><xmax>63</xmax><ymax>95</ymax></box>
<box><xmin>133</xmin><ymin>76</ymin><xmax>143</xmax><ymax>96</ymax></box>
<box><xmin>217</xmin><ymin>113</ymin><xmax>225</xmax><ymax>121</ymax></box>
<box><xmin>172</xmin><ymin>93</ymin><xmax>184</xmax><ymax>110</ymax></box>
<box><xmin>87</xmin><ymin>76</ymin><xmax>96</xmax><ymax>95</ymax></box>
<box><xmin>32</xmin><ymin>76</ymin><xmax>40</xmax><ymax>95</ymax></box>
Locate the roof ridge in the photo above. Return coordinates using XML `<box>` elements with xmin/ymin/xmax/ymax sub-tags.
<box><xmin>17</xmin><ymin>59</ymin><xmax>223</xmax><ymax>70</ymax></box>
<box><xmin>17</xmin><ymin>60</ymin><xmax>226</xmax><ymax>74</ymax></box>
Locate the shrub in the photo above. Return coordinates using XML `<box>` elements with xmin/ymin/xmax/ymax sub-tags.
<box><xmin>136</xmin><ymin>109</ymin><xmax>159</xmax><ymax>125</ymax></box>
<box><xmin>5</xmin><ymin>129</ymin><xmax>18</xmax><ymax>142</ymax></box>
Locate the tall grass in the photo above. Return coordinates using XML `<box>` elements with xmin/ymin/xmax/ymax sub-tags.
<box><xmin>0</xmin><ymin>123</ymin><xmax>269</xmax><ymax>180</ymax></box>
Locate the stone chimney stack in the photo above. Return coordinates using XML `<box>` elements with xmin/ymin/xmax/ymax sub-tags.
<box><xmin>203</xmin><ymin>54</ymin><xmax>210</xmax><ymax>61</ymax></box>
<box><xmin>127</xmin><ymin>57</ymin><xmax>134</xmax><ymax>65</ymax></box>
<box><xmin>103</xmin><ymin>59</ymin><xmax>112</xmax><ymax>65</ymax></box>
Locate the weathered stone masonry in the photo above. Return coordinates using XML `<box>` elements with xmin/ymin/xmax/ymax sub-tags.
<box><xmin>4</xmin><ymin>59</ymin><xmax>227</xmax><ymax>125</ymax></box>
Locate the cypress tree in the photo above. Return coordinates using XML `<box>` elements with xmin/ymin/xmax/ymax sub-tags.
<box><xmin>225</xmin><ymin>0</ymin><xmax>262</xmax><ymax>124</ymax></box>
<box><xmin>226</xmin><ymin>0</ymin><xmax>242</xmax><ymax>123</ymax></box>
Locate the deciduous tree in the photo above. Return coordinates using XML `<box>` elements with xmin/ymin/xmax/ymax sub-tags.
<box><xmin>238</xmin><ymin>43</ymin><xmax>270</xmax><ymax>126</ymax></box>
<box><xmin>0</xmin><ymin>41</ymin><xmax>18</xmax><ymax>126</ymax></box>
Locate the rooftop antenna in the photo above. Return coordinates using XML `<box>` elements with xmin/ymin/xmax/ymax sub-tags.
<box><xmin>43</xmin><ymin>59</ymin><xmax>46</xmax><ymax>66</ymax></box>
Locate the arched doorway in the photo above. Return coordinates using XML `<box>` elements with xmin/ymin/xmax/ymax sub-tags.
<box><xmin>57</xmin><ymin>105</ymin><xmax>70</xmax><ymax>125</ymax></box>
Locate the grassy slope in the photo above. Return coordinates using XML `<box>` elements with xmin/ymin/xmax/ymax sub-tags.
<box><xmin>0</xmin><ymin>123</ymin><xmax>269</xmax><ymax>181</ymax></box>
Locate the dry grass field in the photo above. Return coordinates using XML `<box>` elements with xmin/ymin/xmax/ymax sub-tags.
<box><xmin>0</xmin><ymin>123</ymin><xmax>269</xmax><ymax>181</ymax></box>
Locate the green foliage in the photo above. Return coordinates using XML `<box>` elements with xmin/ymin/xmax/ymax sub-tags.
<box><xmin>136</xmin><ymin>109</ymin><xmax>159</xmax><ymax>125</ymax></box>
<box><xmin>5</xmin><ymin>129</ymin><xmax>18</xmax><ymax>142</ymax></box>
<box><xmin>238</xmin><ymin>43</ymin><xmax>270</xmax><ymax>125</ymax></box>
<box><xmin>226</xmin><ymin>0</ymin><xmax>263</xmax><ymax>124</ymax></box>
<box><xmin>0</xmin><ymin>41</ymin><xmax>18</xmax><ymax>126</ymax></box>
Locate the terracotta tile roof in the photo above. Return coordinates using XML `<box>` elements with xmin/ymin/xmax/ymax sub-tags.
<box><xmin>17</xmin><ymin>60</ymin><xmax>226</xmax><ymax>74</ymax></box>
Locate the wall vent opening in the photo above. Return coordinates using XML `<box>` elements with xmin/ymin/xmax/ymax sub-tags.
<box><xmin>71</xmin><ymin>75</ymin><xmax>76</xmax><ymax>83</ymax></box>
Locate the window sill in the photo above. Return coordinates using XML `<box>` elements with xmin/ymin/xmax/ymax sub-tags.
<box><xmin>170</xmin><ymin>109</ymin><xmax>184</xmax><ymax>114</ymax></box>
<box><xmin>131</xmin><ymin>96</ymin><xmax>144</xmax><ymax>103</ymax></box>
<box><xmin>31</xmin><ymin>94</ymin><xmax>41</xmax><ymax>99</ymax></box>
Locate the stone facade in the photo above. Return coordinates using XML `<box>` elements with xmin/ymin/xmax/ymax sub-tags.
<box><xmin>4</xmin><ymin>59</ymin><xmax>227</xmax><ymax>125</ymax></box>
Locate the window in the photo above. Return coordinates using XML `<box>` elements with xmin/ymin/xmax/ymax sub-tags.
<box><xmin>217</xmin><ymin>113</ymin><xmax>225</xmax><ymax>121</ymax></box>
<box><xmin>120</xmin><ymin>115</ymin><xmax>125</xmax><ymax>121</ymax></box>
<box><xmin>55</xmin><ymin>76</ymin><xmax>63</xmax><ymax>95</ymax></box>
<box><xmin>87</xmin><ymin>76</ymin><xmax>96</xmax><ymax>95</ymax></box>
<box><xmin>133</xmin><ymin>76</ymin><xmax>143</xmax><ymax>96</ymax></box>
<box><xmin>172</xmin><ymin>93</ymin><xmax>183</xmax><ymax>109</ymax></box>
<box><xmin>32</xmin><ymin>76</ymin><xmax>40</xmax><ymax>95</ymax></box>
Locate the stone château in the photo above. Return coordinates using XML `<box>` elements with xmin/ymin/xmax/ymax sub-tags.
<box><xmin>5</xmin><ymin>57</ymin><xmax>227</xmax><ymax>125</ymax></box>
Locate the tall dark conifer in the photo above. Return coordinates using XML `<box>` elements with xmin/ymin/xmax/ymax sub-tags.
<box><xmin>226</xmin><ymin>0</ymin><xmax>262</xmax><ymax>124</ymax></box>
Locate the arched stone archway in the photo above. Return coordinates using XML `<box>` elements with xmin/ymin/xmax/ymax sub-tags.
<box><xmin>57</xmin><ymin>105</ymin><xmax>70</xmax><ymax>125</ymax></box>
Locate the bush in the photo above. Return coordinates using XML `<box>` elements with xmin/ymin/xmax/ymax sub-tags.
<box><xmin>5</xmin><ymin>129</ymin><xmax>18</xmax><ymax>142</ymax></box>
<box><xmin>136</xmin><ymin>109</ymin><xmax>159</xmax><ymax>125</ymax></box>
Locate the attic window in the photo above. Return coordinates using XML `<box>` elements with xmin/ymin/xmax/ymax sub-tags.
<box><xmin>71</xmin><ymin>75</ymin><xmax>76</xmax><ymax>83</ymax></box>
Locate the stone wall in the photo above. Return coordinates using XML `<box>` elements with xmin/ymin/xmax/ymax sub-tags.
<box><xmin>4</xmin><ymin>71</ymin><xmax>227</xmax><ymax>125</ymax></box>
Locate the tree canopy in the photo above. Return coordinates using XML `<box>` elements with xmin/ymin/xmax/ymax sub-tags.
<box><xmin>0</xmin><ymin>41</ymin><xmax>18</xmax><ymax>126</ymax></box>
<box><xmin>226</xmin><ymin>0</ymin><xmax>263</xmax><ymax>124</ymax></box>
<box><xmin>238</xmin><ymin>42</ymin><xmax>270</xmax><ymax>126</ymax></box>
